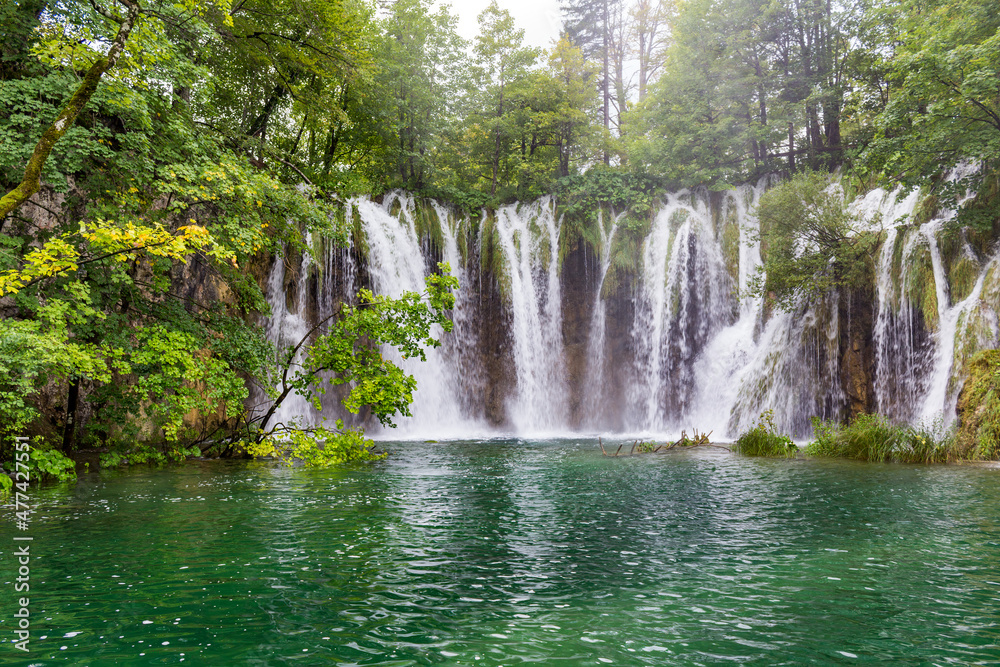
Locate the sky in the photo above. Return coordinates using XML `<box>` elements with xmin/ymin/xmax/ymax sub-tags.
<box><xmin>438</xmin><ymin>0</ymin><xmax>564</xmax><ymax>50</ymax></box>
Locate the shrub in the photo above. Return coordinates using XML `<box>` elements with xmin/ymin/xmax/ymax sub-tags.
<box><xmin>244</xmin><ymin>420</ymin><xmax>386</xmax><ymax>467</ymax></box>
<box><xmin>99</xmin><ymin>443</ymin><xmax>200</xmax><ymax>469</ymax></box>
<box><xmin>733</xmin><ymin>410</ymin><xmax>798</xmax><ymax>457</ymax></box>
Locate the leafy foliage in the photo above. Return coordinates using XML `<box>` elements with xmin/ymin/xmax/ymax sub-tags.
<box><xmin>254</xmin><ymin>265</ymin><xmax>458</xmax><ymax>436</ymax></box>
<box><xmin>245</xmin><ymin>420</ymin><xmax>385</xmax><ymax>467</ymax></box>
<box><xmin>750</xmin><ymin>172</ymin><xmax>881</xmax><ymax>308</ymax></box>
<box><xmin>99</xmin><ymin>443</ymin><xmax>200</xmax><ymax>468</ymax></box>
<box><xmin>21</xmin><ymin>438</ymin><xmax>77</xmax><ymax>482</ymax></box>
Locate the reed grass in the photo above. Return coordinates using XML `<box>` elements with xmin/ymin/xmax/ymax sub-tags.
<box><xmin>733</xmin><ymin>410</ymin><xmax>799</xmax><ymax>458</ymax></box>
<box><xmin>805</xmin><ymin>413</ymin><xmax>950</xmax><ymax>463</ymax></box>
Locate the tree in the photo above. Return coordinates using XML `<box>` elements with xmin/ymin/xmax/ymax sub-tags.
<box><xmin>462</xmin><ymin>0</ymin><xmax>540</xmax><ymax>197</ymax></box>
<box><xmin>861</xmin><ymin>0</ymin><xmax>1000</xmax><ymax>223</ymax></box>
<box><xmin>631</xmin><ymin>0</ymin><xmax>674</xmax><ymax>101</ymax></box>
<box><xmin>0</xmin><ymin>0</ymin><xmax>142</xmax><ymax>219</ymax></box>
<box><xmin>367</xmin><ymin>0</ymin><xmax>467</xmax><ymax>190</ymax></box>
<box><xmin>561</xmin><ymin>0</ymin><xmax>620</xmax><ymax>161</ymax></box>
<box><xmin>541</xmin><ymin>38</ymin><xmax>601</xmax><ymax>178</ymax></box>
<box><xmin>751</xmin><ymin>171</ymin><xmax>880</xmax><ymax>308</ymax></box>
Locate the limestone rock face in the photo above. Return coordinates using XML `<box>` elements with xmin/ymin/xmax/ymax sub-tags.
<box><xmin>840</xmin><ymin>288</ymin><xmax>876</xmax><ymax>421</ymax></box>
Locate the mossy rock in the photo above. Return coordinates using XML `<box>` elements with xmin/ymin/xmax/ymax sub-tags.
<box><xmin>904</xmin><ymin>241</ymin><xmax>939</xmax><ymax>331</ymax></box>
<box><xmin>879</xmin><ymin>228</ymin><xmax>908</xmax><ymax>311</ymax></box>
<box><xmin>981</xmin><ymin>263</ymin><xmax>1000</xmax><ymax>306</ymax></box>
<box><xmin>477</xmin><ymin>211</ymin><xmax>511</xmax><ymax>301</ymax></box>
<box><xmin>412</xmin><ymin>199</ymin><xmax>444</xmax><ymax>249</ymax></box>
<box><xmin>948</xmin><ymin>255</ymin><xmax>981</xmax><ymax>304</ymax></box>
<box><xmin>721</xmin><ymin>219</ymin><xmax>740</xmax><ymax>285</ymax></box>
<box><xmin>601</xmin><ymin>216</ymin><xmax>650</xmax><ymax>298</ymax></box>
<box><xmin>956</xmin><ymin>349</ymin><xmax>1000</xmax><ymax>459</ymax></box>
<box><xmin>913</xmin><ymin>192</ymin><xmax>939</xmax><ymax>227</ymax></box>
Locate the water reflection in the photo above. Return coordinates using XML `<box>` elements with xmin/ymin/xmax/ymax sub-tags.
<box><xmin>2</xmin><ymin>445</ymin><xmax>1000</xmax><ymax>664</ymax></box>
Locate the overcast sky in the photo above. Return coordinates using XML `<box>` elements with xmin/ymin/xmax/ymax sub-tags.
<box><xmin>438</xmin><ymin>0</ymin><xmax>564</xmax><ymax>50</ymax></box>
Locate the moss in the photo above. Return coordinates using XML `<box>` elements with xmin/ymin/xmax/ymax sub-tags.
<box><xmin>557</xmin><ymin>204</ymin><xmax>603</xmax><ymax>269</ymax></box>
<box><xmin>349</xmin><ymin>204</ymin><xmax>369</xmax><ymax>262</ymax></box>
<box><xmin>455</xmin><ymin>215</ymin><xmax>471</xmax><ymax>267</ymax></box>
<box><xmin>721</xmin><ymin>218</ymin><xmax>740</xmax><ymax>284</ymax></box>
<box><xmin>948</xmin><ymin>304</ymin><xmax>996</xmax><ymax>399</ymax></box>
<box><xmin>955</xmin><ymin>349</ymin><xmax>1000</xmax><ymax>459</ymax></box>
<box><xmin>477</xmin><ymin>211</ymin><xmax>511</xmax><ymax>301</ymax></box>
<box><xmin>982</xmin><ymin>263</ymin><xmax>1000</xmax><ymax>304</ymax></box>
<box><xmin>963</xmin><ymin>170</ymin><xmax>1000</xmax><ymax>255</ymax></box>
<box><xmin>948</xmin><ymin>255</ymin><xmax>980</xmax><ymax>303</ymax></box>
<box><xmin>883</xmin><ymin>228</ymin><xmax>909</xmax><ymax>311</ymax></box>
<box><xmin>411</xmin><ymin>199</ymin><xmax>444</xmax><ymax>250</ymax></box>
<box><xmin>905</xmin><ymin>241</ymin><xmax>939</xmax><ymax>331</ymax></box>
<box><xmin>387</xmin><ymin>196</ymin><xmax>403</xmax><ymax>219</ymax></box>
<box><xmin>913</xmin><ymin>191</ymin><xmax>939</xmax><ymax>227</ymax></box>
<box><xmin>600</xmin><ymin>211</ymin><xmax>652</xmax><ymax>298</ymax></box>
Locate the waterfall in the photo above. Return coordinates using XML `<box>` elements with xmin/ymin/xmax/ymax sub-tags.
<box><xmin>868</xmin><ymin>164</ymin><xmax>997</xmax><ymax>427</ymax></box>
<box><xmin>351</xmin><ymin>193</ymin><xmax>483</xmax><ymax>438</ymax></box>
<box><xmin>261</xmin><ymin>245</ymin><xmax>316</xmax><ymax>429</ymax></box>
<box><xmin>685</xmin><ymin>182</ymin><xmax>766</xmax><ymax>436</ymax></box>
<box><xmin>627</xmin><ymin>189</ymin><xmax>735</xmax><ymax>432</ymax></box>
<box><xmin>433</xmin><ymin>201</ymin><xmax>488</xmax><ymax>425</ymax></box>
<box><xmin>580</xmin><ymin>210</ymin><xmax>623</xmax><ymax>430</ymax></box>
<box><xmin>258</xmin><ymin>167</ymin><xmax>999</xmax><ymax>439</ymax></box>
<box><xmin>491</xmin><ymin>197</ymin><xmax>570</xmax><ymax>434</ymax></box>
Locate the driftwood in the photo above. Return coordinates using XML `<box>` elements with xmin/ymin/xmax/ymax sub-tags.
<box><xmin>600</xmin><ymin>429</ymin><xmax>731</xmax><ymax>456</ymax></box>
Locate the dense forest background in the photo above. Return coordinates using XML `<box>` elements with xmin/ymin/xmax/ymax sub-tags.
<box><xmin>1</xmin><ymin>0</ymin><xmax>998</xmax><ymax>471</ymax></box>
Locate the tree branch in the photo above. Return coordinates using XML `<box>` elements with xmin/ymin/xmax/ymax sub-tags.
<box><xmin>0</xmin><ymin>0</ymin><xmax>140</xmax><ymax>220</ymax></box>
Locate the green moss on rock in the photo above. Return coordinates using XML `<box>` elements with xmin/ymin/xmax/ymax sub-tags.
<box><xmin>905</xmin><ymin>242</ymin><xmax>939</xmax><ymax>331</ymax></box>
<box><xmin>956</xmin><ymin>349</ymin><xmax>1000</xmax><ymax>459</ymax></box>
<box><xmin>721</xmin><ymin>218</ymin><xmax>740</xmax><ymax>284</ymax></box>
<box><xmin>948</xmin><ymin>255</ymin><xmax>980</xmax><ymax>303</ymax></box>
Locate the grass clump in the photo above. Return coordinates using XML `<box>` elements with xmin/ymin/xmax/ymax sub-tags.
<box><xmin>733</xmin><ymin>410</ymin><xmax>798</xmax><ymax>458</ymax></box>
<box><xmin>806</xmin><ymin>413</ymin><xmax>950</xmax><ymax>463</ymax></box>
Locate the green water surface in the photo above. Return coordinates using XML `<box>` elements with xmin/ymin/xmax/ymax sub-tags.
<box><xmin>2</xmin><ymin>439</ymin><xmax>1000</xmax><ymax>665</ymax></box>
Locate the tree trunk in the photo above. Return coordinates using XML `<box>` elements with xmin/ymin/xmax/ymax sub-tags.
<box><xmin>603</xmin><ymin>0</ymin><xmax>610</xmax><ymax>165</ymax></box>
<box><xmin>61</xmin><ymin>377</ymin><xmax>80</xmax><ymax>452</ymax></box>
<box><xmin>788</xmin><ymin>122</ymin><xmax>795</xmax><ymax>172</ymax></box>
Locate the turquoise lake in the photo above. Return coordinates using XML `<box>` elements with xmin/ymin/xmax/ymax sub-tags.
<box><xmin>2</xmin><ymin>438</ymin><xmax>1000</xmax><ymax>665</ymax></box>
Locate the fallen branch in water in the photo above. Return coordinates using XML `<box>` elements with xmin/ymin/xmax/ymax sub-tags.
<box><xmin>600</xmin><ymin>429</ymin><xmax>729</xmax><ymax>456</ymax></box>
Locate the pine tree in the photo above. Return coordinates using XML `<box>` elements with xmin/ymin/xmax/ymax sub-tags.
<box><xmin>561</xmin><ymin>0</ymin><xmax>613</xmax><ymax>163</ymax></box>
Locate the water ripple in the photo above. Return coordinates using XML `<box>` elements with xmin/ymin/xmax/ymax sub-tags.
<box><xmin>2</xmin><ymin>445</ymin><xmax>1000</xmax><ymax>664</ymax></box>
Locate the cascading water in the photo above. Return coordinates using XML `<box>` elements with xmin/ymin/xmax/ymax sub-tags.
<box><xmin>869</xmin><ymin>192</ymin><xmax>932</xmax><ymax>424</ymax></box>
<box><xmin>260</xmin><ymin>168</ymin><xmax>1000</xmax><ymax>438</ymax></box>
<box><xmin>261</xmin><ymin>246</ymin><xmax>316</xmax><ymax>429</ymax></box>
<box><xmin>432</xmin><ymin>202</ymin><xmax>487</xmax><ymax>423</ymax></box>
<box><xmin>579</xmin><ymin>210</ymin><xmax>622</xmax><ymax>430</ymax></box>
<box><xmin>491</xmin><ymin>198</ymin><xmax>570</xmax><ymax>434</ymax></box>
<box><xmin>350</xmin><ymin>193</ymin><xmax>483</xmax><ymax>437</ymax></box>
<box><xmin>627</xmin><ymin>190</ymin><xmax>735</xmax><ymax>432</ymax></box>
<box><xmin>866</xmin><ymin>164</ymin><xmax>1000</xmax><ymax>427</ymax></box>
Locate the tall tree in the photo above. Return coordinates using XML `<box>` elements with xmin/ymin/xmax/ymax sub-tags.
<box><xmin>465</xmin><ymin>0</ymin><xmax>539</xmax><ymax>196</ymax></box>
<box><xmin>369</xmin><ymin>0</ymin><xmax>466</xmax><ymax>189</ymax></box>
<box><xmin>562</xmin><ymin>0</ymin><xmax>621</xmax><ymax>163</ymax></box>
<box><xmin>862</xmin><ymin>0</ymin><xmax>1000</xmax><ymax>206</ymax></box>
<box><xmin>631</xmin><ymin>0</ymin><xmax>674</xmax><ymax>101</ymax></box>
